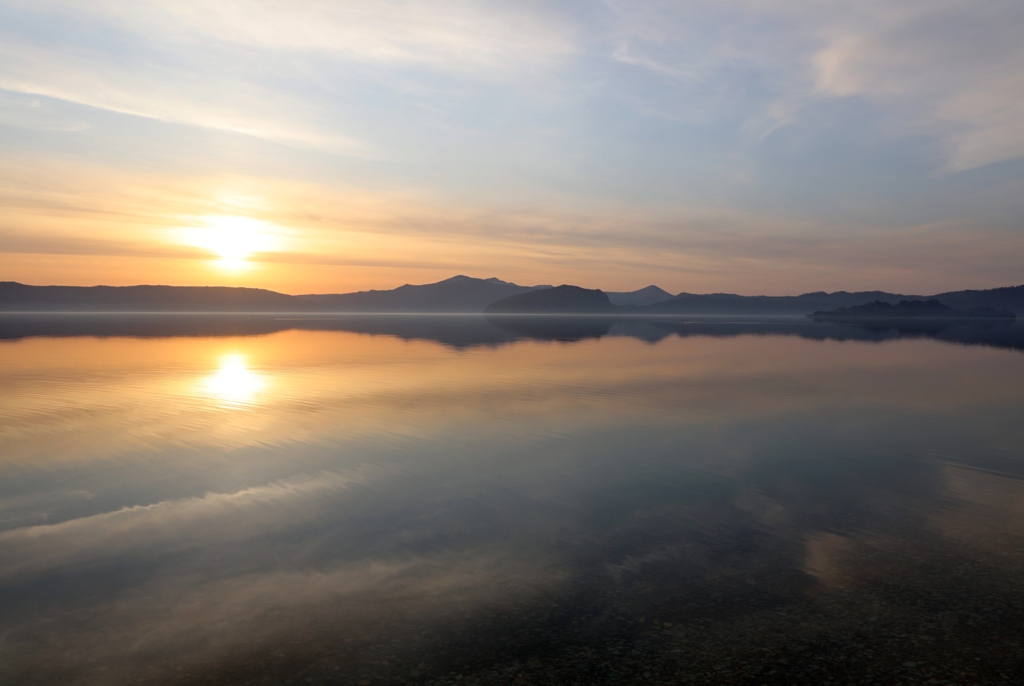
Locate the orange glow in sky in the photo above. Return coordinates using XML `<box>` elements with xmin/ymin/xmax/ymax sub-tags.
<box><xmin>2</xmin><ymin>1</ymin><xmax>1023</xmax><ymax>295</ymax></box>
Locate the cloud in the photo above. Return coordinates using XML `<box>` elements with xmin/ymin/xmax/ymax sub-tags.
<box><xmin>0</xmin><ymin>46</ymin><xmax>369</xmax><ymax>153</ymax></box>
<box><xmin>0</xmin><ymin>91</ymin><xmax>89</xmax><ymax>132</ymax></box>
<box><xmin>1</xmin><ymin>0</ymin><xmax>1022</xmax><ymax>293</ymax></box>
<box><xmin>2</xmin><ymin>155</ymin><xmax>1022</xmax><ymax>294</ymax></box>
<box><xmin>58</xmin><ymin>0</ymin><xmax>575</xmax><ymax>71</ymax></box>
<box><xmin>603</xmin><ymin>0</ymin><xmax>1024</xmax><ymax>171</ymax></box>
<box><xmin>808</xmin><ymin>1</ymin><xmax>1024</xmax><ymax>171</ymax></box>
<box><xmin>0</xmin><ymin>0</ymin><xmax>574</xmax><ymax>150</ymax></box>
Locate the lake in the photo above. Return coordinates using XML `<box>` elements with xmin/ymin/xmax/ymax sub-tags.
<box><xmin>1</xmin><ymin>314</ymin><xmax>1023</xmax><ymax>686</ymax></box>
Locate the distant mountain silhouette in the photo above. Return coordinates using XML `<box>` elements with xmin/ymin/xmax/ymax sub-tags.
<box><xmin>606</xmin><ymin>285</ymin><xmax>673</xmax><ymax>307</ymax></box>
<box><xmin>0</xmin><ymin>276</ymin><xmax>545</xmax><ymax>313</ymax></box>
<box><xmin>810</xmin><ymin>299</ymin><xmax>1016</xmax><ymax>320</ymax></box>
<box><xmin>647</xmin><ymin>290</ymin><xmax>923</xmax><ymax>315</ymax></box>
<box><xmin>928</xmin><ymin>284</ymin><xmax>1024</xmax><ymax>314</ymax></box>
<box><xmin>0</xmin><ymin>282</ymin><xmax>297</xmax><ymax>312</ymax></box>
<box><xmin>485</xmin><ymin>285</ymin><xmax>614</xmax><ymax>313</ymax></box>
<box><xmin>3</xmin><ymin>278</ymin><xmax>1023</xmax><ymax>315</ymax></box>
<box><xmin>297</xmin><ymin>275</ymin><xmax>547</xmax><ymax>312</ymax></box>
<box><xmin>649</xmin><ymin>285</ymin><xmax>1024</xmax><ymax>315</ymax></box>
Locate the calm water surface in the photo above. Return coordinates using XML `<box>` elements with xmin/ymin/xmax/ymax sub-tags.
<box><xmin>1</xmin><ymin>315</ymin><xmax>1023</xmax><ymax>686</ymax></box>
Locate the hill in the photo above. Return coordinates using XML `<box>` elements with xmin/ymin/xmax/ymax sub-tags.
<box><xmin>648</xmin><ymin>285</ymin><xmax>1024</xmax><ymax>315</ymax></box>
<box><xmin>810</xmin><ymin>299</ymin><xmax>1016</xmax><ymax>320</ymax></box>
<box><xmin>606</xmin><ymin>285</ymin><xmax>673</xmax><ymax>307</ymax></box>
<box><xmin>297</xmin><ymin>275</ymin><xmax>546</xmax><ymax>312</ymax></box>
<box><xmin>647</xmin><ymin>290</ymin><xmax>921</xmax><ymax>315</ymax></box>
<box><xmin>929</xmin><ymin>284</ymin><xmax>1024</xmax><ymax>314</ymax></box>
<box><xmin>3</xmin><ymin>278</ymin><xmax>1023</xmax><ymax>315</ymax></box>
<box><xmin>0</xmin><ymin>276</ymin><xmax>545</xmax><ymax>313</ymax></box>
<box><xmin>0</xmin><ymin>282</ymin><xmax>297</xmax><ymax>312</ymax></box>
<box><xmin>485</xmin><ymin>285</ymin><xmax>614</xmax><ymax>314</ymax></box>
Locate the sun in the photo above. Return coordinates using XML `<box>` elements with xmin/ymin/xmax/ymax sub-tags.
<box><xmin>181</xmin><ymin>215</ymin><xmax>284</xmax><ymax>271</ymax></box>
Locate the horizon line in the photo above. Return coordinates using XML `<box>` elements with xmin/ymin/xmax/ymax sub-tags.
<box><xmin>4</xmin><ymin>277</ymin><xmax>1022</xmax><ymax>299</ymax></box>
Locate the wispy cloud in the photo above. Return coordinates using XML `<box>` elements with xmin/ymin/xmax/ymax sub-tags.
<box><xmin>3</xmin><ymin>155</ymin><xmax>1021</xmax><ymax>294</ymax></box>
<box><xmin>808</xmin><ymin>1</ymin><xmax>1024</xmax><ymax>171</ymax></box>
<box><xmin>602</xmin><ymin>0</ymin><xmax>1024</xmax><ymax>172</ymax></box>
<box><xmin>0</xmin><ymin>48</ymin><xmax>369</xmax><ymax>153</ymax></box>
<box><xmin>0</xmin><ymin>0</ymin><xmax>574</xmax><ymax>150</ymax></box>
<box><xmin>45</xmin><ymin>0</ymin><xmax>576</xmax><ymax>72</ymax></box>
<box><xmin>0</xmin><ymin>0</ymin><xmax>1022</xmax><ymax>291</ymax></box>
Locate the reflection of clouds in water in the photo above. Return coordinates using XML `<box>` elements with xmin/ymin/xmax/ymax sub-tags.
<box><xmin>0</xmin><ymin>469</ymin><xmax>372</xmax><ymax>581</ymax></box>
<box><xmin>0</xmin><ymin>465</ymin><xmax>564</xmax><ymax>683</ymax></box>
<box><xmin>3</xmin><ymin>419</ymin><xmax>1024</xmax><ymax>684</ymax></box>
<box><xmin>2</xmin><ymin>330</ymin><xmax>1024</xmax><ymax>684</ymax></box>
<box><xmin>802</xmin><ymin>531</ymin><xmax>858</xmax><ymax>588</ymax></box>
<box><xmin>2</xmin><ymin>543</ymin><xmax>563</xmax><ymax>686</ymax></box>
<box><xmin>201</xmin><ymin>353</ymin><xmax>266</xmax><ymax>406</ymax></box>
<box><xmin>0</xmin><ymin>489</ymin><xmax>95</xmax><ymax>531</ymax></box>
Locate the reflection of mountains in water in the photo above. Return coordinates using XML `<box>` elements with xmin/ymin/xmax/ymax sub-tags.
<box><xmin>629</xmin><ymin>317</ymin><xmax>1024</xmax><ymax>352</ymax></box>
<box><xmin>2</xmin><ymin>313</ymin><xmax>1024</xmax><ymax>352</ymax></box>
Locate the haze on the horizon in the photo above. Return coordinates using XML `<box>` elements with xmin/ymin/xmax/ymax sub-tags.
<box><xmin>2</xmin><ymin>1</ymin><xmax>1023</xmax><ymax>296</ymax></box>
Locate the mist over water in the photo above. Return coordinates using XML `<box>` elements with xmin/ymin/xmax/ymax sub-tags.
<box><xmin>1</xmin><ymin>315</ymin><xmax>1023</xmax><ymax>685</ymax></box>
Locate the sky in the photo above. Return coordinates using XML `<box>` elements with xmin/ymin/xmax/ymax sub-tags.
<box><xmin>1</xmin><ymin>0</ymin><xmax>1023</xmax><ymax>295</ymax></box>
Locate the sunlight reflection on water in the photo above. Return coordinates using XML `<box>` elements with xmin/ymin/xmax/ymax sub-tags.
<box><xmin>201</xmin><ymin>352</ymin><xmax>266</xmax><ymax>407</ymax></box>
<box><xmin>0</xmin><ymin>316</ymin><xmax>1022</xmax><ymax>685</ymax></box>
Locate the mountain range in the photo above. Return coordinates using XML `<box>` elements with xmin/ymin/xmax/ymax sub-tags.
<box><xmin>2</xmin><ymin>276</ymin><xmax>1023</xmax><ymax>315</ymax></box>
<box><xmin>810</xmin><ymin>299</ymin><xmax>1016</xmax><ymax>320</ymax></box>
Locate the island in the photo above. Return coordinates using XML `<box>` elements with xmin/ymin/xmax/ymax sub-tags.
<box><xmin>809</xmin><ymin>299</ymin><xmax>1016</xmax><ymax>320</ymax></box>
<box><xmin>484</xmin><ymin>285</ymin><xmax>615</xmax><ymax>313</ymax></box>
